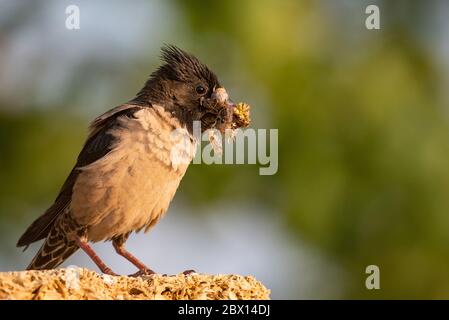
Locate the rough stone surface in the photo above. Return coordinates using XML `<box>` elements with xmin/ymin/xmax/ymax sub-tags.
<box><xmin>0</xmin><ymin>268</ymin><xmax>270</xmax><ymax>300</ymax></box>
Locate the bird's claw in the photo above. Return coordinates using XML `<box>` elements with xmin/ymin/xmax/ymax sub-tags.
<box><xmin>128</xmin><ymin>268</ymin><xmax>155</xmax><ymax>277</ymax></box>
<box><xmin>102</xmin><ymin>268</ymin><xmax>119</xmax><ymax>276</ymax></box>
<box><xmin>158</xmin><ymin>269</ymin><xmax>196</xmax><ymax>277</ymax></box>
<box><xmin>182</xmin><ymin>269</ymin><xmax>196</xmax><ymax>275</ymax></box>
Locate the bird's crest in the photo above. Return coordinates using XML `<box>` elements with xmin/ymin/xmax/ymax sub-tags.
<box><xmin>156</xmin><ymin>45</ymin><xmax>219</xmax><ymax>85</ymax></box>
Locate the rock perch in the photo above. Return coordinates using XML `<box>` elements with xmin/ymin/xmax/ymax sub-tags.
<box><xmin>0</xmin><ymin>268</ymin><xmax>270</xmax><ymax>300</ymax></box>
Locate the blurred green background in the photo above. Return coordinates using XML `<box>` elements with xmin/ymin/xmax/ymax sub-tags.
<box><xmin>1</xmin><ymin>0</ymin><xmax>449</xmax><ymax>299</ymax></box>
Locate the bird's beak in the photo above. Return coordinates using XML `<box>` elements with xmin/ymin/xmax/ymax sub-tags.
<box><xmin>211</xmin><ymin>87</ymin><xmax>235</xmax><ymax>108</ymax></box>
<box><xmin>210</xmin><ymin>87</ymin><xmax>235</xmax><ymax>132</ymax></box>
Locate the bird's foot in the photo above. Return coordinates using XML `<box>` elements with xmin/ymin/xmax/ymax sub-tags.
<box><xmin>102</xmin><ymin>267</ymin><xmax>119</xmax><ymax>276</ymax></box>
<box><xmin>182</xmin><ymin>269</ymin><xmax>196</xmax><ymax>275</ymax></box>
<box><xmin>128</xmin><ymin>268</ymin><xmax>155</xmax><ymax>277</ymax></box>
<box><xmin>127</xmin><ymin>269</ymin><xmax>196</xmax><ymax>277</ymax></box>
<box><xmin>151</xmin><ymin>269</ymin><xmax>196</xmax><ymax>277</ymax></box>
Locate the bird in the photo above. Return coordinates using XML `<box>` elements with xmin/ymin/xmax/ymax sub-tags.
<box><xmin>17</xmin><ymin>45</ymin><xmax>235</xmax><ymax>276</ymax></box>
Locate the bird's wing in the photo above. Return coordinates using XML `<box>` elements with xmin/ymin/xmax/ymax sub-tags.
<box><xmin>17</xmin><ymin>104</ymin><xmax>144</xmax><ymax>248</ymax></box>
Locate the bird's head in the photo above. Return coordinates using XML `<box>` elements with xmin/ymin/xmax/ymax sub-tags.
<box><xmin>134</xmin><ymin>45</ymin><xmax>234</xmax><ymax>133</ymax></box>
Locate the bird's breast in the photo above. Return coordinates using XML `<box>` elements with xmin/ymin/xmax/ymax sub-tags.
<box><xmin>70</xmin><ymin>106</ymin><xmax>196</xmax><ymax>242</ymax></box>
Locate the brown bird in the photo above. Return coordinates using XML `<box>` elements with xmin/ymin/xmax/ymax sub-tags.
<box><xmin>17</xmin><ymin>45</ymin><xmax>235</xmax><ymax>276</ymax></box>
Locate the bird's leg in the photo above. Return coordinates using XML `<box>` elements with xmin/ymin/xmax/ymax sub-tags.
<box><xmin>112</xmin><ymin>236</ymin><xmax>155</xmax><ymax>277</ymax></box>
<box><xmin>75</xmin><ymin>236</ymin><xmax>117</xmax><ymax>276</ymax></box>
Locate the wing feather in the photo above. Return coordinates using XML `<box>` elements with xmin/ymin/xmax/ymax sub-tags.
<box><xmin>17</xmin><ymin>104</ymin><xmax>144</xmax><ymax>248</ymax></box>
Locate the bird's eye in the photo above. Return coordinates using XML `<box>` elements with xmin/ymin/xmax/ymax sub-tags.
<box><xmin>196</xmin><ymin>85</ymin><xmax>206</xmax><ymax>95</ymax></box>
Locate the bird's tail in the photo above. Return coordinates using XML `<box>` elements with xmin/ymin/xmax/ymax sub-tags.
<box><xmin>27</xmin><ymin>226</ymin><xmax>79</xmax><ymax>270</ymax></box>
